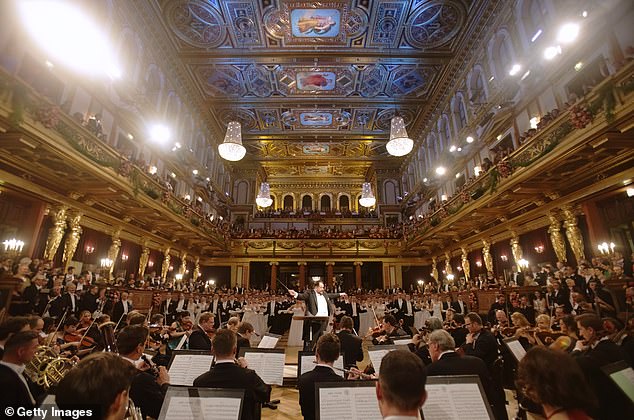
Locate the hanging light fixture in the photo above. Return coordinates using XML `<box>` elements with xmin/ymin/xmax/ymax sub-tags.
<box><xmin>255</xmin><ymin>182</ymin><xmax>273</xmax><ymax>208</ymax></box>
<box><xmin>218</xmin><ymin>121</ymin><xmax>246</xmax><ymax>161</ymax></box>
<box><xmin>359</xmin><ymin>182</ymin><xmax>376</xmax><ymax>208</ymax></box>
<box><xmin>386</xmin><ymin>116</ymin><xmax>413</xmax><ymax>157</ymax></box>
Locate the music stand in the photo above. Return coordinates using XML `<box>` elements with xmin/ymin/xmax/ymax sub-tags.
<box><xmin>315</xmin><ymin>380</ymin><xmax>379</xmax><ymax>420</ymax></box>
<box><xmin>293</xmin><ymin>315</ymin><xmax>330</xmax><ymax>350</ymax></box>
<box><xmin>602</xmin><ymin>360</ymin><xmax>634</xmax><ymax>403</ymax></box>
<box><xmin>158</xmin><ymin>387</ymin><xmax>244</xmax><ymax>420</ymax></box>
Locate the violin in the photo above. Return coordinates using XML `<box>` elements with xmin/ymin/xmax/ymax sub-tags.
<box><xmin>63</xmin><ymin>332</ymin><xmax>97</xmax><ymax>348</ymax></box>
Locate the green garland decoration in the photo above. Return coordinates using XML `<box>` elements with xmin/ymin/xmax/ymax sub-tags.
<box><xmin>55</xmin><ymin>121</ymin><xmax>120</xmax><ymax>170</ymax></box>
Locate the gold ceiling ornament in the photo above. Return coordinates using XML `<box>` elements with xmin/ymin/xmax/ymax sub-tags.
<box><xmin>386</xmin><ymin>116</ymin><xmax>413</xmax><ymax>157</ymax></box>
<box><xmin>255</xmin><ymin>182</ymin><xmax>273</xmax><ymax>208</ymax></box>
<box><xmin>218</xmin><ymin>121</ymin><xmax>246</xmax><ymax>161</ymax></box>
<box><xmin>359</xmin><ymin>182</ymin><xmax>376</xmax><ymax>207</ymax></box>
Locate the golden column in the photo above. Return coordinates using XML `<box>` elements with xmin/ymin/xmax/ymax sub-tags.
<box><xmin>548</xmin><ymin>214</ymin><xmax>567</xmax><ymax>263</ymax></box>
<box><xmin>161</xmin><ymin>247</ymin><xmax>171</xmax><ymax>280</ymax></box>
<box><xmin>43</xmin><ymin>206</ymin><xmax>67</xmax><ymax>261</ymax></box>
<box><xmin>482</xmin><ymin>239</ymin><xmax>493</xmax><ymax>274</ymax></box>
<box><xmin>325</xmin><ymin>262</ymin><xmax>335</xmax><ymax>288</ymax></box>
<box><xmin>563</xmin><ymin>206</ymin><xmax>586</xmax><ymax>263</ymax></box>
<box><xmin>106</xmin><ymin>228</ymin><xmax>121</xmax><ymax>279</ymax></box>
<box><xmin>62</xmin><ymin>212</ymin><xmax>82</xmax><ymax>272</ymax></box>
<box><xmin>193</xmin><ymin>257</ymin><xmax>201</xmax><ymax>281</ymax></box>
<box><xmin>353</xmin><ymin>261</ymin><xmax>363</xmax><ymax>290</ymax></box>
<box><xmin>461</xmin><ymin>247</ymin><xmax>471</xmax><ymax>282</ymax></box>
<box><xmin>298</xmin><ymin>261</ymin><xmax>307</xmax><ymax>290</ymax></box>
<box><xmin>270</xmin><ymin>261</ymin><xmax>279</xmax><ymax>291</ymax></box>
<box><xmin>510</xmin><ymin>231</ymin><xmax>524</xmax><ymax>271</ymax></box>
<box><xmin>138</xmin><ymin>243</ymin><xmax>150</xmax><ymax>278</ymax></box>
<box><xmin>431</xmin><ymin>257</ymin><xmax>439</xmax><ymax>282</ymax></box>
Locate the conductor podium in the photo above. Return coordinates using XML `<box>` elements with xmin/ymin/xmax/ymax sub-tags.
<box><xmin>292</xmin><ymin>315</ymin><xmax>330</xmax><ymax>351</ymax></box>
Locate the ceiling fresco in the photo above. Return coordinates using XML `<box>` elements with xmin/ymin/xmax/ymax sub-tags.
<box><xmin>141</xmin><ymin>0</ymin><xmax>493</xmax><ymax>180</ymax></box>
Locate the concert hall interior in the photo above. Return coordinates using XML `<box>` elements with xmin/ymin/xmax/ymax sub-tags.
<box><xmin>1</xmin><ymin>0</ymin><xmax>634</xmax><ymax>419</ymax></box>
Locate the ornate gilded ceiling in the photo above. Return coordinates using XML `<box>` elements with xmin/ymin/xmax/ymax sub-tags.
<box><xmin>140</xmin><ymin>0</ymin><xmax>494</xmax><ymax>180</ymax></box>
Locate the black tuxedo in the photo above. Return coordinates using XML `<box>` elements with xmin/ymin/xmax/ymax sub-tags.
<box><xmin>160</xmin><ymin>299</ymin><xmax>177</xmax><ymax>324</ymax></box>
<box><xmin>427</xmin><ymin>352</ymin><xmax>507</xmax><ymax>420</ymax></box>
<box><xmin>60</xmin><ymin>292</ymin><xmax>80</xmax><ymax>316</ymax></box>
<box><xmin>193</xmin><ymin>362</ymin><xmax>269</xmax><ymax>420</ymax></box>
<box><xmin>451</xmin><ymin>300</ymin><xmax>467</xmax><ymax>315</ymax></box>
<box><xmin>295</xmin><ymin>290</ymin><xmax>339</xmax><ymax>316</ymax></box>
<box><xmin>112</xmin><ymin>300</ymin><xmax>133</xmax><ymax>324</ymax></box>
<box><xmin>22</xmin><ymin>284</ymin><xmax>42</xmax><ymax>314</ymax></box>
<box><xmin>461</xmin><ymin>329</ymin><xmax>499</xmax><ymax>372</ymax></box>
<box><xmin>295</xmin><ymin>289</ymin><xmax>340</xmax><ymax>349</ymax></box>
<box><xmin>79</xmin><ymin>291</ymin><xmax>99</xmax><ymax>314</ymax></box>
<box><xmin>48</xmin><ymin>295</ymin><xmax>64</xmax><ymax>318</ymax></box>
<box><xmin>336</xmin><ymin>330</ymin><xmax>363</xmax><ymax>368</ymax></box>
<box><xmin>344</xmin><ymin>302</ymin><xmax>365</xmax><ymax>332</ymax></box>
<box><xmin>511</xmin><ymin>271</ymin><xmax>525</xmax><ymax>286</ymax></box>
<box><xmin>219</xmin><ymin>301</ymin><xmax>232</xmax><ymax>324</ymax></box>
<box><xmin>298</xmin><ymin>365</ymin><xmax>344</xmax><ymax>420</ymax></box>
<box><xmin>0</xmin><ymin>364</ymin><xmax>36</xmax><ymax>411</ymax></box>
<box><xmin>208</xmin><ymin>300</ymin><xmax>221</xmax><ymax>328</ymax></box>
<box><xmin>237</xmin><ymin>335</ymin><xmax>251</xmax><ymax>356</ymax></box>
<box><xmin>189</xmin><ymin>327</ymin><xmax>212</xmax><ymax>351</ymax></box>
<box><xmin>129</xmin><ymin>369</ymin><xmax>168</xmax><ymax>419</ymax></box>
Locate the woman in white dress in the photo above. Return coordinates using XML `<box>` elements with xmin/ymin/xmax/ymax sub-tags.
<box><xmin>287</xmin><ymin>302</ymin><xmax>305</xmax><ymax>347</ymax></box>
<box><xmin>414</xmin><ymin>298</ymin><xmax>431</xmax><ymax>330</ymax></box>
<box><xmin>430</xmin><ymin>294</ymin><xmax>443</xmax><ymax>319</ymax></box>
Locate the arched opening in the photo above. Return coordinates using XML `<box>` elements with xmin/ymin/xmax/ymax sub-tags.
<box><xmin>320</xmin><ymin>195</ymin><xmax>331</xmax><ymax>211</ymax></box>
<box><xmin>339</xmin><ymin>195</ymin><xmax>350</xmax><ymax>211</ymax></box>
<box><xmin>283</xmin><ymin>195</ymin><xmax>294</xmax><ymax>210</ymax></box>
<box><xmin>302</xmin><ymin>195</ymin><xmax>313</xmax><ymax>211</ymax></box>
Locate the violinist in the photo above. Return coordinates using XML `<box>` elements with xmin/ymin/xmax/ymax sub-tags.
<box><xmin>189</xmin><ymin>312</ymin><xmax>214</xmax><ymax>351</ymax></box>
<box><xmin>167</xmin><ymin>311</ymin><xmax>192</xmax><ymax>351</ymax></box>
<box><xmin>491</xmin><ymin>310</ymin><xmax>511</xmax><ymax>337</ymax></box>
<box><xmin>236</xmin><ymin>322</ymin><xmax>254</xmax><ymax>356</ymax></box>
<box><xmin>461</xmin><ymin>313</ymin><xmax>498</xmax><ymax>374</ymax></box>
<box><xmin>548</xmin><ymin>314</ymin><xmax>578</xmax><ymax>352</ymax></box>
<box><xmin>336</xmin><ymin>316</ymin><xmax>363</xmax><ymax>369</ymax></box>
<box><xmin>447</xmin><ymin>313</ymin><xmax>468</xmax><ymax>347</ymax></box>
<box><xmin>510</xmin><ymin>312</ymin><xmax>535</xmax><ymax>347</ymax></box>
<box><xmin>372</xmin><ymin>314</ymin><xmax>408</xmax><ymax>345</ymax></box>
<box><xmin>76</xmin><ymin>310</ymin><xmax>101</xmax><ymax>348</ymax></box>
<box><xmin>48</xmin><ymin>316</ymin><xmax>93</xmax><ymax>357</ymax></box>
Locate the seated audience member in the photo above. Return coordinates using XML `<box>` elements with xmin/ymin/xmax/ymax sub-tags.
<box><xmin>517</xmin><ymin>347</ymin><xmax>597</xmax><ymax>420</ymax></box>
<box><xmin>117</xmin><ymin>325</ymin><xmax>170</xmax><ymax>419</ymax></box>
<box><xmin>56</xmin><ymin>352</ymin><xmax>138</xmax><ymax>420</ymax></box>
<box><xmin>0</xmin><ymin>331</ymin><xmax>41</xmax><ymax>411</ymax></box>
<box><xmin>336</xmin><ymin>316</ymin><xmax>363</xmax><ymax>369</ymax></box>
<box><xmin>298</xmin><ymin>333</ymin><xmax>344</xmax><ymax>420</ymax></box>
<box><xmin>193</xmin><ymin>329</ymin><xmax>268</xmax><ymax>420</ymax></box>
<box><xmin>427</xmin><ymin>329</ymin><xmax>507</xmax><ymax>420</ymax></box>
<box><xmin>376</xmin><ymin>349</ymin><xmax>427</xmax><ymax>419</ymax></box>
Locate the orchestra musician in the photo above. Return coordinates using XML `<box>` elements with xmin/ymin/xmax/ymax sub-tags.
<box><xmin>461</xmin><ymin>313</ymin><xmax>499</xmax><ymax>374</ymax></box>
<box><xmin>188</xmin><ymin>312</ymin><xmax>215</xmax><ymax>351</ymax></box>
<box><xmin>371</xmin><ymin>314</ymin><xmax>408</xmax><ymax>345</ymax></box>
<box><xmin>336</xmin><ymin>316</ymin><xmax>363</xmax><ymax>369</ymax></box>
<box><xmin>236</xmin><ymin>322</ymin><xmax>254</xmax><ymax>356</ymax></box>
<box><xmin>167</xmin><ymin>311</ymin><xmax>193</xmax><ymax>351</ymax></box>
<box><xmin>0</xmin><ymin>331</ymin><xmax>42</xmax><ymax>411</ymax></box>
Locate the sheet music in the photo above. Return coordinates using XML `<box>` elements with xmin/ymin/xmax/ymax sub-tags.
<box><xmin>168</xmin><ymin>354</ymin><xmax>214</xmax><ymax>386</ymax></box>
<box><xmin>243</xmin><ymin>351</ymin><xmax>285</xmax><ymax>385</ymax></box>
<box><xmin>609</xmin><ymin>367</ymin><xmax>634</xmax><ymax>402</ymax></box>
<box><xmin>422</xmin><ymin>383</ymin><xmax>491</xmax><ymax>420</ymax></box>
<box><xmin>299</xmin><ymin>355</ymin><xmax>344</xmax><ymax>377</ymax></box>
<box><xmin>392</xmin><ymin>338</ymin><xmax>412</xmax><ymax>346</ymax></box>
<box><xmin>318</xmin><ymin>386</ymin><xmax>382</xmax><ymax>420</ymax></box>
<box><xmin>257</xmin><ymin>334</ymin><xmax>279</xmax><ymax>349</ymax></box>
<box><xmin>506</xmin><ymin>339</ymin><xmax>526</xmax><ymax>361</ymax></box>
<box><xmin>367</xmin><ymin>348</ymin><xmax>395</xmax><ymax>374</ymax></box>
<box><xmin>163</xmin><ymin>397</ymin><xmax>241</xmax><ymax>420</ymax></box>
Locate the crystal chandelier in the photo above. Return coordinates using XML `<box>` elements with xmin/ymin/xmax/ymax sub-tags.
<box><xmin>255</xmin><ymin>182</ymin><xmax>273</xmax><ymax>208</ymax></box>
<box><xmin>218</xmin><ymin>121</ymin><xmax>246</xmax><ymax>161</ymax></box>
<box><xmin>359</xmin><ymin>182</ymin><xmax>376</xmax><ymax>208</ymax></box>
<box><xmin>386</xmin><ymin>116</ymin><xmax>413</xmax><ymax>157</ymax></box>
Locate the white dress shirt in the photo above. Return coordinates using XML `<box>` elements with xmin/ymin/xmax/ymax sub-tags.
<box><xmin>316</xmin><ymin>293</ymin><xmax>328</xmax><ymax>316</ymax></box>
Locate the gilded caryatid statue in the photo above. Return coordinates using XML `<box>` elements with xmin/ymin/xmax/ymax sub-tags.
<box><xmin>444</xmin><ymin>252</ymin><xmax>453</xmax><ymax>277</ymax></box>
<box><xmin>43</xmin><ymin>206</ymin><xmax>67</xmax><ymax>261</ymax></box>
<box><xmin>461</xmin><ymin>247</ymin><xmax>470</xmax><ymax>282</ymax></box>
<box><xmin>431</xmin><ymin>256</ymin><xmax>439</xmax><ymax>281</ymax></box>
<box><xmin>193</xmin><ymin>257</ymin><xmax>200</xmax><ymax>281</ymax></box>
<box><xmin>548</xmin><ymin>214</ymin><xmax>567</xmax><ymax>263</ymax></box>
<box><xmin>482</xmin><ymin>239</ymin><xmax>493</xmax><ymax>274</ymax></box>
<box><xmin>107</xmin><ymin>228</ymin><xmax>122</xmax><ymax>278</ymax></box>
<box><xmin>138</xmin><ymin>245</ymin><xmax>150</xmax><ymax>278</ymax></box>
<box><xmin>510</xmin><ymin>231</ymin><xmax>523</xmax><ymax>272</ymax></box>
<box><xmin>179</xmin><ymin>252</ymin><xmax>188</xmax><ymax>279</ymax></box>
<box><xmin>563</xmin><ymin>207</ymin><xmax>586</xmax><ymax>263</ymax></box>
<box><xmin>62</xmin><ymin>212</ymin><xmax>82</xmax><ymax>271</ymax></box>
<box><xmin>161</xmin><ymin>247</ymin><xmax>171</xmax><ymax>280</ymax></box>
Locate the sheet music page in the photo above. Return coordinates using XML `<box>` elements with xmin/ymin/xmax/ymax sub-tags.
<box><xmin>318</xmin><ymin>387</ymin><xmax>382</xmax><ymax>420</ymax></box>
<box><xmin>257</xmin><ymin>335</ymin><xmax>279</xmax><ymax>348</ymax></box>
<box><xmin>610</xmin><ymin>367</ymin><xmax>634</xmax><ymax>402</ymax></box>
<box><xmin>367</xmin><ymin>348</ymin><xmax>393</xmax><ymax>374</ymax></box>
<box><xmin>422</xmin><ymin>383</ymin><xmax>490</xmax><ymax>420</ymax></box>
<box><xmin>300</xmin><ymin>355</ymin><xmax>344</xmax><ymax>377</ymax></box>
<box><xmin>168</xmin><ymin>354</ymin><xmax>214</xmax><ymax>386</ymax></box>
<box><xmin>199</xmin><ymin>397</ymin><xmax>242</xmax><ymax>420</ymax></box>
<box><xmin>392</xmin><ymin>338</ymin><xmax>412</xmax><ymax>346</ymax></box>
<box><xmin>163</xmin><ymin>397</ymin><xmax>196</xmax><ymax>419</ymax></box>
<box><xmin>244</xmin><ymin>351</ymin><xmax>285</xmax><ymax>385</ymax></box>
<box><xmin>506</xmin><ymin>340</ymin><xmax>527</xmax><ymax>361</ymax></box>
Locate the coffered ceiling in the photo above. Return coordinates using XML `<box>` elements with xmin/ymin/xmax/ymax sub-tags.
<box><xmin>130</xmin><ymin>0</ymin><xmax>501</xmax><ymax>181</ymax></box>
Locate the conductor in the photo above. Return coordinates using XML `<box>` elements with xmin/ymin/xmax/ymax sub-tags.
<box><xmin>288</xmin><ymin>280</ymin><xmax>346</xmax><ymax>350</ymax></box>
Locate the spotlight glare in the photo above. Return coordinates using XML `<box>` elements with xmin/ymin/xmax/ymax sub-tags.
<box><xmin>149</xmin><ymin>124</ymin><xmax>170</xmax><ymax>144</ymax></box>
<box><xmin>557</xmin><ymin>23</ymin><xmax>579</xmax><ymax>44</ymax></box>
<box><xmin>543</xmin><ymin>45</ymin><xmax>561</xmax><ymax>60</ymax></box>
<box><xmin>435</xmin><ymin>166</ymin><xmax>446</xmax><ymax>176</ymax></box>
<box><xmin>509</xmin><ymin>64</ymin><xmax>521</xmax><ymax>76</ymax></box>
<box><xmin>521</xmin><ymin>70</ymin><xmax>531</xmax><ymax>80</ymax></box>
<box><xmin>531</xmin><ymin>29</ymin><xmax>542</xmax><ymax>42</ymax></box>
<box><xmin>449</xmin><ymin>145</ymin><xmax>457</xmax><ymax>152</ymax></box>
<box><xmin>423</xmin><ymin>177</ymin><xmax>428</xmax><ymax>183</ymax></box>
<box><xmin>466</xmin><ymin>136</ymin><xmax>474</xmax><ymax>143</ymax></box>
<box><xmin>574</xmin><ymin>62</ymin><xmax>583</xmax><ymax>71</ymax></box>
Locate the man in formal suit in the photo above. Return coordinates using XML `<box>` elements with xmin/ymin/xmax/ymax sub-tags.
<box><xmin>572</xmin><ymin>313</ymin><xmax>633</xmax><ymax>420</ymax></box>
<box><xmin>376</xmin><ymin>350</ymin><xmax>428</xmax><ymax>418</ymax></box>
<box><xmin>451</xmin><ymin>293</ymin><xmax>468</xmax><ymax>315</ymax></box>
<box><xmin>461</xmin><ymin>312</ymin><xmax>499</xmax><ymax>374</ymax></box>
<box><xmin>160</xmin><ymin>293</ymin><xmax>176</xmax><ymax>324</ymax></box>
<box><xmin>345</xmin><ymin>296</ymin><xmax>365</xmax><ymax>333</ymax></box>
<box><xmin>427</xmin><ymin>329</ymin><xmax>508</xmax><ymax>420</ymax></box>
<box><xmin>208</xmin><ymin>294</ymin><xmax>220</xmax><ymax>328</ymax></box>
<box><xmin>298</xmin><ymin>333</ymin><xmax>344</xmax><ymax>420</ymax></box>
<box><xmin>117</xmin><ymin>325</ymin><xmax>171</xmax><ymax>420</ymax></box>
<box><xmin>487</xmin><ymin>294</ymin><xmax>507</xmax><ymax>325</ymax></box>
<box><xmin>289</xmin><ymin>280</ymin><xmax>346</xmax><ymax>351</ymax></box>
<box><xmin>510</xmin><ymin>266</ymin><xmax>525</xmax><ymax>286</ymax></box>
<box><xmin>112</xmin><ymin>290</ymin><xmax>134</xmax><ymax>325</ymax></box>
<box><xmin>264</xmin><ymin>297</ymin><xmax>279</xmax><ymax>334</ymax></box>
<box><xmin>79</xmin><ymin>284</ymin><xmax>99</xmax><ymax>314</ymax></box>
<box><xmin>47</xmin><ymin>285</ymin><xmax>64</xmax><ymax>318</ymax></box>
<box><xmin>0</xmin><ymin>330</ymin><xmax>40</xmax><ymax>411</ymax></box>
<box><xmin>236</xmin><ymin>322</ymin><xmax>254</xmax><ymax>356</ymax></box>
<box><xmin>189</xmin><ymin>312</ymin><xmax>214</xmax><ymax>351</ymax></box>
<box><xmin>22</xmin><ymin>274</ymin><xmax>45</xmax><ymax>314</ymax></box>
<box><xmin>389</xmin><ymin>293</ymin><xmax>406</xmax><ymax>324</ymax></box>
<box><xmin>401</xmin><ymin>294</ymin><xmax>416</xmax><ymax>328</ymax></box>
<box><xmin>60</xmin><ymin>282</ymin><xmax>80</xmax><ymax>317</ymax></box>
<box><xmin>336</xmin><ymin>316</ymin><xmax>363</xmax><ymax>369</ymax></box>
<box><xmin>193</xmin><ymin>330</ymin><xmax>269</xmax><ymax>420</ymax></box>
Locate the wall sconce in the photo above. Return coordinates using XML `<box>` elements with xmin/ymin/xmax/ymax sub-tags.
<box><xmin>148</xmin><ymin>261</ymin><xmax>154</xmax><ymax>268</ymax></box>
<box><xmin>475</xmin><ymin>260</ymin><xmax>482</xmax><ymax>267</ymax></box>
<box><xmin>500</xmin><ymin>255</ymin><xmax>508</xmax><ymax>262</ymax></box>
<box><xmin>597</xmin><ymin>242</ymin><xmax>616</xmax><ymax>255</ymax></box>
<box><xmin>447</xmin><ymin>274</ymin><xmax>455</xmax><ymax>281</ymax></box>
<box><xmin>85</xmin><ymin>245</ymin><xmax>95</xmax><ymax>254</ymax></box>
<box><xmin>534</xmin><ymin>245</ymin><xmax>544</xmax><ymax>254</ymax></box>
<box><xmin>627</xmin><ymin>188</ymin><xmax>634</xmax><ymax>197</ymax></box>
<box><xmin>175</xmin><ymin>273</ymin><xmax>183</xmax><ymax>281</ymax></box>
<box><xmin>518</xmin><ymin>258</ymin><xmax>530</xmax><ymax>269</ymax></box>
<box><xmin>169</xmin><ymin>265</ymin><xmax>174</xmax><ymax>272</ymax></box>
<box><xmin>185</xmin><ymin>269</ymin><xmax>189</xmax><ymax>274</ymax></box>
<box><xmin>3</xmin><ymin>238</ymin><xmax>25</xmax><ymax>253</ymax></box>
<box><xmin>457</xmin><ymin>266</ymin><xmax>463</xmax><ymax>271</ymax></box>
<box><xmin>100</xmin><ymin>258</ymin><xmax>113</xmax><ymax>268</ymax></box>
<box><xmin>206</xmin><ymin>279</ymin><xmax>216</xmax><ymax>287</ymax></box>
<box><xmin>417</xmin><ymin>280</ymin><xmax>424</xmax><ymax>286</ymax></box>
<box><xmin>121</xmin><ymin>254</ymin><xmax>129</xmax><ymax>261</ymax></box>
